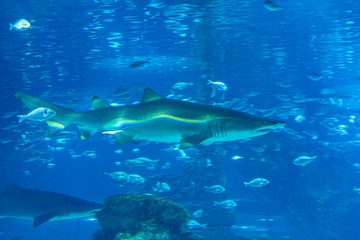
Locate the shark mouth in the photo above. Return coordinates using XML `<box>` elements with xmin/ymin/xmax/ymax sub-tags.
<box><xmin>258</xmin><ymin>129</ymin><xmax>271</xmax><ymax>133</ymax></box>
<box><xmin>257</xmin><ymin>121</ymin><xmax>286</xmax><ymax>133</ymax></box>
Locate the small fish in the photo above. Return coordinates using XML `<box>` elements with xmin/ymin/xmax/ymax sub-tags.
<box><xmin>129</xmin><ymin>61</ymin><xmax>149</xmax><ymax>69</ymax></box>
<box><xmin>207</xmin><ymin>80</ymin><xmax>228</xmax><ymax>91</ymax></box>
<box><xmin>47</xmin><ymin>163</ymin><xmax>56</xmax><ymax>168</ymax></box>
<box><xmin>0</xmin><ymin>139</ymin><xmax>12</xmax><ymax>144</ymax></box>
<box><xmin>152</xmin><ymin>181</ymin><xmax>171</xmax><ymax>193</ymax></box>
<box><xmin>103</xmin><ymin>171</ymin><xmax>129</xmax><ymax>186</ymax></box>
<box><xmin>293</xmin><ymin>156</ymin><xmax>317</xmax><ymax>166</ymax></box>
<box><xmin>132</xmin><ymin>148</ymin><xmax>141</xmax><ymax>153</ymax></box>
<box><xmin>2</xmin><ymin>111</ymin><xmax>18</xmax><ymax>119</ymax></box>
<box><xmin>122</xmin><ymin>157</ymin><xmax>159</xmax><ymax>169</ymax></box>
<box><xmin>127</xmin><ymin>174</ymin><xmax>146</xmax><ymax>184</ymax></box>
<box><xmin>95</xmin><ymin>0</ymin><xmax>120</xmax><ymax>5</ymax></box>
<box><xmin>114</xmin><ymin>149</ymin><xmax>123</xmax><ymax>154</ymax></box>
<box><xmin>113</xmin><ymin>86</ymin><xmax>134</xmax><ymax>97</ymax></box>
<box><xmin>176</xmin><ymin>155</ymin><xmax>194</xmax><ymax>162</ymax></box>
<box><xmin>353</xmin><ymin>186</ymin><xmax>360</xmax><ymax>194</ymax></box>
<box><xmin>244</xmin><ymin>178</ymin><xmax>269</xmax><ymax>188</ymax></box>
<box><xmin>103</xmin><ymin>171</ymin><xmax>128</xmax><ymax>181</ymax></box>
<box><xmin>263</xmin><ymin>0</ymin><xmax>282</xmax><ymax>11</ymax></box>
<box><xmin>204</xmin><ymin>185</ymin><xmax>226</xmax><ymax>194</ymax></box>
<box><xmin>171</xmin><ymin>82</ymin><xmax>194</xmax><ymax>90</ymax></box>
<box><xmin>16</xmin><ymin>107</ymin><xmax>56</xmax><ymax>123</ymax></box>
<box><xmin>353</xmin><ymin>163</ymin><xmax>360</xmax><ymax>170</ymax></box>
<box><xmin>9</xmin><ymin>19</ymin><xmax>31</xmax><ymax>31</ymax></box>
<box><xmin>56</xmin><ymin>138</ymin><xmax>71</xmax><ymax>144</ymax></box>
<box><xmin>294</xmin><ymin>115</ymin><xmax>306</xmax><ymax>123</ymax></box>
<box><xmin>82</xmin><ymin>150</ymin><xmax>97</xmax><ymax>158</ymax></box>
<box><xmin>231</xmin><ymin>155</ymin><xmax>244</xmax><ymax>161</ymax></box>
<box><xmin>162</xmin><ymin>162</ymin><xmax>171</xmax><ymax>169</ymax></box>
<box><xmin>213</xmin><ymin>200</ymin><xmax>237</xmax><ymax>209</ymax></box>
<box><xmin>187</xmin><ymin>220</ymin><xmax>207</xmax><ymax>229</ymax></box>
<box><xmin>192</xmin><ymin>209</ymin><xmax>203</xmax><ymax>218</ymax></box>
<box><xmin>308</xmin><ymin>72</ymin><xmax>323</xmax><ymax>81</ymax></box>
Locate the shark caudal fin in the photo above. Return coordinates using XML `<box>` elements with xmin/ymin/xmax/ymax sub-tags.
<box><xmin>15</xmin><ymin>92</ymin><xmax>78</xmax><ymax>137</ymax></box>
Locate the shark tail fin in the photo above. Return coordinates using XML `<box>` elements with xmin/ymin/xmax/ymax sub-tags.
<box><xmin>16</xmin><ymin>115</ymin><xmax>24</xmax><ymax>123</ymax></box>
<box><xmin>15</xmin><ymin>92</ymin><xmax>77</xmax><ymax>137</ymax></box>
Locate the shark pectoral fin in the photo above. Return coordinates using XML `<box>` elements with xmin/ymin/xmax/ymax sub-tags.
<box><xmin>78</xmin><ymin>126</ymin><xmax>97</xmax><ymax>140</ymax></box>
<box><xmin>46</xmin><ymin>121</ymin><xmax>65</xmax><ymax>137</ymax></box>
<box><xmin>33</xmin><ymin>212</ymin><xmax>57</xmax><ymax>227</ymax></box>
<box><xmin>91</xmin><ymin>96</ymin><xmax>111</xmax><ymax>110</ymax></box>
<box><xmin>47</xmin><ymin>128</ymin><xmax>61</xmax><ymax>137</ymax></box>
<box><xmin>180</xmin><ymin>133</ymin><xmax>210</xmax><ymax>149</ymax></box>
<box><xmin>114</xmin><ymin>132</ymin><xmax>133</xmax><ymax>145</ymax></box>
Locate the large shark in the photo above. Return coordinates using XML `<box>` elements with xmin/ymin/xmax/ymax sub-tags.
<box><xmin>15</xmin><ymin>88</ymin><xmax>285</xmax><ymax>149</ymax></box>
<box><xmin>0</xmin><ymin>183</ymin><xmax>102</xmax><ymax>227</ymax></box>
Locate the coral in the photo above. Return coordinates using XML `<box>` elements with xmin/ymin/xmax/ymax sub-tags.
<box><xmin>93</xmin><ymin>194</ymin><xmax>202</xmax><ymax>240</ymax></box>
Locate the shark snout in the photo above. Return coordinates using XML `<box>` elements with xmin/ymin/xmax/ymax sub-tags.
<box><xmin>272</xmin><ymin>120</ymin><xmax>286</xmax><ymax>129</ymax></box>
<box><xmin>258</xmin><ymin>119</ymin><xmax>286</xmax><ymax>132</ymax></box>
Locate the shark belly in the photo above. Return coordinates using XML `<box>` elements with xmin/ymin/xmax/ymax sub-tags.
<box><xmin>123</xmin><ymin>118</ymin><xmax>208</xmax><ymax>143</ymax></box>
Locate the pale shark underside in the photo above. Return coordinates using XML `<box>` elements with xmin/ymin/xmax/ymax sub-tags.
<box><xmin>15</xmin><ymin>88</ymin><xmax>285</xmax><ymax>149</ymax></box>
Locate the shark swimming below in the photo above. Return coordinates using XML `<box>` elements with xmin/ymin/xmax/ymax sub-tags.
<box><xmin>15</xmin><ymin>88</ymin><xmax>285</xmax><ymax>149</ymax></box>
<box><xmin>0</xmin><ymin>183</ymin><xmax>102</xmax><ymax>227</ymax></box>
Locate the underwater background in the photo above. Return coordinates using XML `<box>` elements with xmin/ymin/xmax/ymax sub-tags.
<box><xmin>1</xmin><ymin>0</ymin><xmax>360</xmax><ymax>239</ymax></box>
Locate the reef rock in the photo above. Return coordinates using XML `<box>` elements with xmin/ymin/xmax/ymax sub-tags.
<box><xmin>93</xmin><ymin>194</ymin><xmax>202</xmax><ymax>240</ymax></box>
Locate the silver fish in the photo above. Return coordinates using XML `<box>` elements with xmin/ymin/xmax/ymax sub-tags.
<box><xmin>188</xmin><ymin>219</ymin><xmax>207</xmax><ymax>229</ymax></box>
<box><xmin>17</xmin><ymin>107</ymin><xmax>56</xmax><ymax>123</ymax></box>
<box><xmin>293</xmin><ymin>156</ymin><xmax>317</xmax><ymax>166</ymax></box>
<box><xmin>9</xmin><ymin>19</ymin><xmax>31</xmax><ymax>31</ymax></box>
<box><xmin>263</xmin><ymin>0</ymin><xmax>282</xmax><ymax>11</ymax></box>
<box><xmin>213</xmin><ymin>200</ymin><xmax>237</xmax><ymax>209</ymax></box>
<box><xmin>244</xmin><ymin>178</ymin><xmax>269</xmax><ymax>188</ymax></box>
<box><xmin>204</xmin><ymin>185</ymin><xmax>226</xmax><ymax>194</ymax></box>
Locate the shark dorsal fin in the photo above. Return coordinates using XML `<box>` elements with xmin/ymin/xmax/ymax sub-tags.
<box><xmin>141</xmin><ymin>88</ymin><xmax>164</xmax><ymax>103</ymax></box>
<box><xmin>91</xmin><ymin>96</ymin><xmax>111</xmax><ymax>110</ymax></box>
<box><xmin>5</xmin><ymin>183</ymin><xmax>22</xmax><ymax>192</ymax></box>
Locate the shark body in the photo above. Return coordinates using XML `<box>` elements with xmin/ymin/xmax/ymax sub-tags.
<box><xmin>0</xmin><ymin>184</ymin><xmax>102</xmax><ymax>227</ymax></box>
<box><xmin>15</xmin><ymin>88</ymin><xmax>285</xmax><ymax>149</ymax></box>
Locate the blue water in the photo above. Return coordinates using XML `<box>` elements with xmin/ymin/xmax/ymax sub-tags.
<box><xmin>1</xmin><ymin>0</ymin><xmax>360</xmax><ymax>239</ymax></box>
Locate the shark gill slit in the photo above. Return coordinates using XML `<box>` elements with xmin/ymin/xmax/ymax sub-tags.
<box><xmin>211</xmin><ymin>121</ymin><xmax>227</xmax><ymax>139</ymax></box>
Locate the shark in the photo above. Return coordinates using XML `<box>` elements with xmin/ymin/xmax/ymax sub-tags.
<box><xmin>15</xmin><ymin>88</ymin><xmax>285</xmax><ymax>149</ymax></box>
<box><xmin>0</xmin><ymin>183</ymin><xmax>102</xmax><ymax>227</ymax></box>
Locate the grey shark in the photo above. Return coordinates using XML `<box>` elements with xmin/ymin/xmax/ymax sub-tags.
<box><xmin>15</xmin><ymin>88</ymin><xmax>285</xmax><ymax>149</ymax></box>
<box><xmin>0</xmin><ymin>183</ymin><xmax>102</xmax><ymax>227</ymax></box>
